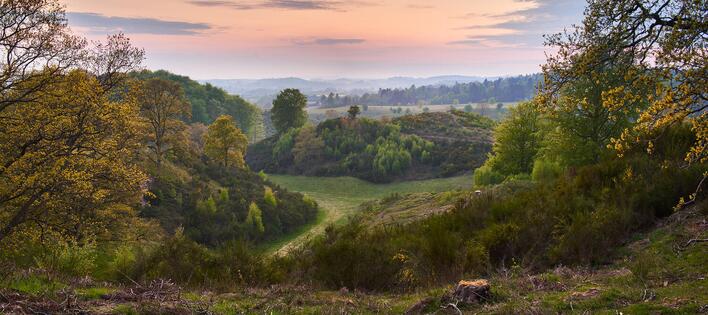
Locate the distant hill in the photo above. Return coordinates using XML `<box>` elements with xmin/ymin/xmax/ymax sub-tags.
<box><xmin>203</xmin><ymin>75</ymin><xmax>492</xmax><ymax>107</ymax></box>
<box><xmin>316</xmin><ymin>74</ymin><xmax>541</xmax><ymax>108</ymax></box>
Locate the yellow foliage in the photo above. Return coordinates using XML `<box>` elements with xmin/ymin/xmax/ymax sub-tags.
<box><xmin>0</xmin><ymin>70</ymin><xmax>148</xmax><ymax>245</ymax></box>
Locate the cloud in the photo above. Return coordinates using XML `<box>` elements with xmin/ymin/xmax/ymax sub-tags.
<box><xmin>407</xmin><ymin>4</ymin><xmax>435</xmax><ymax>9</ymax></box>
<box><xmin>451</xmin><ymin>0</ymin><xmax>584</xmax><ymax>47</ymax></box>
<box><xmin>186</xmin><ymin>0</ymin><xmax>372</xmax><ymax>11</ymax></box>
<box><xmin>295</xmin><ymin>38</ymin><xmax>366</xmax><ymax>45</ymax></box>
<box><xmin>67</xmin><ymin>12</ymin><xmax>211</xmax><ymax>35</ymax></box>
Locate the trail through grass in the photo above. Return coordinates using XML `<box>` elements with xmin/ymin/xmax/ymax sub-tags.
<box><xmin>266</xmin><ymin>175</ymin><xmax>471</xmax><ymax>255</ymax></box>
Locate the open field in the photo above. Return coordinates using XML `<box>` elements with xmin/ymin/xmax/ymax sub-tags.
<box><xmin>265</xmin><ymin>174</ymin><xmax>472</xmax><ymax>254</ymax></box>
<box><xmin>306</xmin><ymin>103</ymin><xmax>517</xmax><ymax>122</ymax></box>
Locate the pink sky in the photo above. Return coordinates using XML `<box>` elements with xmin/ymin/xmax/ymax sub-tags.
<box><xmin>65</xmin><ymin>0</ymin><xmax>585</xmax><ymax>79</ymax></box>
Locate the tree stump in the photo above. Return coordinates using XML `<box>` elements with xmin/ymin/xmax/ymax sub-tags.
<box><xmin>452</xmin><ymin>279</ymin><xmax>490</xmax><ymax>304</ymax></box>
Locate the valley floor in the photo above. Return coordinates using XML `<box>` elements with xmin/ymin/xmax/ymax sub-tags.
<box><xmin>264</xmin><ymin>174</ymin><xmax>472</xmax><ymax>255</ymax></box>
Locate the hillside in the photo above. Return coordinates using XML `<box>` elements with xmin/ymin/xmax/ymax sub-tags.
<box><xmin>131</xmin><ymin>70</ymin><xmax>264</xmax><ymax>140</ymax></box>
<box><xmin>246</xmin><ymin>110</ymin><xmax>493</xmax><ymax>182</ymax></box>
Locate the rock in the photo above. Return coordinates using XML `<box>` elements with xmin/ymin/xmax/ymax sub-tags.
<box><xmin>452</xmin><ymin>279</ymin><xmax>490</xmax><ymax>305</ymax></box>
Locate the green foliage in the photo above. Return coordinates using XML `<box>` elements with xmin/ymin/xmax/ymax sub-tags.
<box><xmin>347</xmin><ymin>105</ymin><xmax>361</xmax><ymax>119</ymax></box>
<box><xmin>484</xmin><ymin>102</ymin><xmax>543</xmax><ymax>176</ymax></box>
<box><xmin>271</xmin><ymin>89</ymin><xmax>308</xmax><ymax>134</ymax></box>
<box><xmin>272</xmin><ymin>127</ymin><xmax>299</xmax><ymax>162</ymax></box>
<box><xmin>32</xmin><ymin>239</ymin><xmax>98</xmax><ymax>277</ymax></box>
<box><xmin>288</xmin><ymin>148</ymin><xmax>705</xmax><ymax>290</ymax></box>
<box><xmin>263</xmin><ymin>186</ymin><xmax>277</xmax><ymax>207</ymax></box>
<box><xmin>248</xmin><ymin>111</ymin><xmax>493</xmax><ymax>182</ymax></box>
<box><xmin>131</xmin><ymin>70</ymin><xmax>261</xmax><ymax>137</ymax></box>
<box><xmin>204</xmin><ymin>114</ymin><xmax>248</xmax><ymax>168</ymax></box>
<box><xmin>473</xmin><ymin>164</ymin><xmax>505</xmax><ymax>186</ymax></box>
<box><xmin>531</xmin><ymin>159</ymin><xmax>562</xmax><ymax>182</ymax></box>
<box><xmin>245</xmin><ymin>202</ymin><xmax>265</xmax><ymax>238</ymax></box>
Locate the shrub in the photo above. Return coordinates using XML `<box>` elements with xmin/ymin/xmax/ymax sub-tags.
<box><xmin>474</xmin><ymin>164</ymin><xmax>505</xmax><ymax>186</ymax></box>
<box><xmin>264</xmin><ymin>186</ymin><xmax>277</xmax><ymax>206</ymax></box>
<box><xmin>531</xmin><ymin>159</ymin><xmax>563</xmax><ymax>182</ymax></box>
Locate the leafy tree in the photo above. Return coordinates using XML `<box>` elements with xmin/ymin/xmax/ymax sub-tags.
<box><xmin>204</xmin><ymin>115</ymin><xmax>248</xmax><ymax>168</ymax></box>
<box><xmin>131</xmin><ymin>70</ymin><xmax>260</xmax><ymax>135</ymax></box>
<box><xmin>292</xmin><ymin>125</ymin><xmax>325</xmax><ymax>166</ymax></box>
<box><xmin>263</xmin><ymin>186</ymin><xmax>277</xmax><ymax>207</ymax></box>
<box><xmin>136</xmin><ymin>78</ymin><xmax>191</xmax><ymax>168</ymax></box>
<box><xmin>464</xmin><ymin>104</ymin><xmax>473</xmax><ymax>113</ymax></box>
<box><xmin>271</xmin><ymin>89</ymin><xmax>307</xmax><ymax>134</ymax></box>
<box><xmin>540</xmin><ymin>0</ymin><xmax>706</xmax><ymax>194</ymax></box>
<box><xmin>245</xmin><ymin>202</ymin><xmax>265</xmax><ymax>237</ymax></box>
<box><xmin>0</xmin><ymin>70</ymin><xmax>147</xmax><ymax>244</ymax></box>
<box><xmin>347</xmin><ymin>105</ymin><xmax>361</xmax><ymax>120</ymax></box>
<box><xmin>484</xmin><ymin>102</ymin><xmax>544</xmax><ymax>176</ymax></box>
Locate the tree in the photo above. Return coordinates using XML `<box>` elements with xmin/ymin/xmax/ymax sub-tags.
<box><xmin>245</xmin><ymin>202</ymin><xmax>265</xmax><ymax>237</ymax></box>
<box><xmin>292</xmin><ymin>125</ymin><xmax>325</xmax><ymax>167</ymax></box>
<box><xmin>271</xmin><ymin>88</ymin><xmax>307</xmax><ymax>134</ymax></box>
<box><xmin>464</xmin><ymin>104</ymin><xmax>473</xmax><ymax>113</ymax></box>
<box><xmin>136</xmin><ymin>78</ymin><xmax>191</xmax><ymax>168</ymax></box>
<box><xmin>484</xmin><ymin>102</ymin><xmax>543</xmax><ymax>176</ymax></box>
<box><xmin>347</xmin><ymin>105</ymin><xmax>361</xmax><ymax>120</ymax></box>
<box><xmin>540</xmin><ymin>0</ymin><xmax>706</xmax><ymax>191</ymax></box>
<box><xmin>0</xmin><ymin>70</ymin><xmax>147</xmax><ymax>244</ymax></box>
<box><xmin>203</xmin><ymin>115</ymin><xmax>248</xmax><ymax>168</ymax></box>
<box><xmin>0</xmin><ymin>0</ymin><xmax>85</xmax><ymax>112</ymax></box>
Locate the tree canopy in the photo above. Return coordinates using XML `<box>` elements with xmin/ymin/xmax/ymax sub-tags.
<box><xmin>204</xmin><ymin>115</ymin><xmax>248</xmax><ymax>168</ymax></box>
<box><xmin>271</xmin><ymin>88</ymin><xmax>308</xmax><ymax>134</ymax></box>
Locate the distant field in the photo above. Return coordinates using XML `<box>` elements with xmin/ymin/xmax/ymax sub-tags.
<box><xmin>265</xmin><ymin>174</ymin><xmax>472</xmax><ymax>254</ymax></box>
<box><xmin>307</xmin><ymin>103</ymin><xmax>516</xmax><ymax>122</ymax></box>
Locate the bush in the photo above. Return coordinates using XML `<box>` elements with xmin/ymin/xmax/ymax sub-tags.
<box><xmin>531</xmin><ymin>159</ymin><xmax>563</xmax><ymax>182</ymax></box>
<box><xmin>474</xmin><ymin>164</ymin><xmax>505</xmax><ymax>186</ymax></box>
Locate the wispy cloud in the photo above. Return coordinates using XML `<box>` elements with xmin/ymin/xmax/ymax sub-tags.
<box><xmin>295</xmin><ymin>38</ymin><xmax>366</xmax><ymax>45</ymax></box>
<box><xmin>67</xmin><ymin>12</ymin><xmax>212</xmax><ymax>35</ymax></box>
<box><xmin>407</xmin><ymin>4</ymin><xmax>435</xmax><ymax>9</ymax></box>
<box><xmin>450</xmin><ymin>0</ymin><xmax>584</xmax><ymax>48</ymax></box>
<box><xmin>186</xmin><ymin>0</ymin><xmax>372</xmax><ymax>11</ymax></box>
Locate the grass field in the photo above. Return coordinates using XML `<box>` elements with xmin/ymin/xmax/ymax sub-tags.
<box><xmin>306</xmin><ymin>103</ymin><xmax>516</xmax><ymax>122</ymax></box>
<box><xmin>265</xmin><ymin>174</ymin><xmax>472</xmax><ymax>254</ymax></box>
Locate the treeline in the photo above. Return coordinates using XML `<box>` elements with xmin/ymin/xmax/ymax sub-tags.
<box><xmin>131</xmin><ymin>70</ymin><xmax>265</xmax><ymax>142</ymax></box>
<box><xmin>316</xmin><ymin>74</ymin><xmax>540</xmax><ymax>107</ymax></box>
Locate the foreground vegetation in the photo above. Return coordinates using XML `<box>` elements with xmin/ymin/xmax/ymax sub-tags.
<box><xmin>266</xmin><ymin>174</ymin><xmax>471</xmax><ymax>254</ymax></box>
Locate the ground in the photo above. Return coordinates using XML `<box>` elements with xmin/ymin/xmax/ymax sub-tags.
<box><xmin>263</xmin><ymin>174</ymin><xmax>472</xmax><ymax>254</ymax></box>
<box><xmin>3</xmin><ymin>204</ymin><xmax>704</xmax><ymax>314</ymax></box>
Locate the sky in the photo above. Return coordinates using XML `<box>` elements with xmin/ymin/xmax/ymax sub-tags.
<box><xmin>65</xmin><ymin>0</ymin><xmax>586</xmax><ymax>79</ymax></box>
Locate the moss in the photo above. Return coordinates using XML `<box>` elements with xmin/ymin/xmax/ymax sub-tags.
<box><xmin>8</xmin><ymin>276</ymin><xmax>65</xmax><ymax>296</ymax></box>
<box><xmin>75</xmin><ymin>287</ymin><xmax>115</xmax><ymax>300</ymax></box>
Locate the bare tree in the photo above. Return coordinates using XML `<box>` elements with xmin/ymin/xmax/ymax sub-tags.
<box><xmin>0</xmin><ymin>0</ymin><xmax>86</xmax><ymax>112</ymax></box>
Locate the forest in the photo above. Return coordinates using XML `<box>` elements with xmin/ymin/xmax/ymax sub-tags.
<box><xmin>0</xmin><ymin>0</ymin><xmax>706</xmax><ymax>314</ymax></box>
<box><xmin>315</xmin><ymin>74</ymin><xmax>540</xmax><ymax>107</ymax></box>
<box><xmin>247</xmin><ymin>108</ymin><xmax>493</xmax><ymax>182</ymax></box>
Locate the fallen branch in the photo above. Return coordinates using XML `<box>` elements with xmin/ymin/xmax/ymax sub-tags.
<box><xmin>682</xmin><ymin>238</ymin><xmax>708</xmax><ymax>248</ymax></box>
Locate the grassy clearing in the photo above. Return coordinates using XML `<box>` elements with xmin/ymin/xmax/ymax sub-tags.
<box><xmin>307</xmin><ymin>103</ymin><xmax>517</xmax><ymax>122</ymax></box>
<box><xmin>266</xmin><ymin>174</ymin><xmax>472</xmax><ymax>254</ymax></box>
